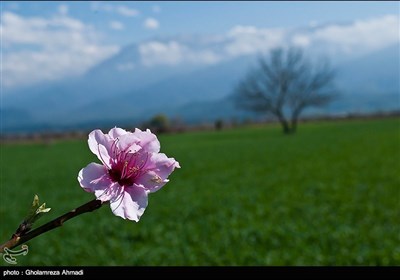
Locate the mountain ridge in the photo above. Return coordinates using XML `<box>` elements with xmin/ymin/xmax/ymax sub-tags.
<box><xmin>1</xmin><ymin>31</ymin><xmax>399</xmax><ymax>133</ymax></box>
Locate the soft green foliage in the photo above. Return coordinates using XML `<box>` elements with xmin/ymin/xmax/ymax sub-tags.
<box><xmin>1</xmin><ymin>118</ymin><xmax>399</xmax><ymax>265</ymax></box>
<box><xmin>148</xmin><ymin>114</ymin><xmax>170</xmax><ymax>133</ymax></box>
<box><xmin>25</xmin><ymin>194</ymin><xmax>51</xmax><ymax>225</ymax></box>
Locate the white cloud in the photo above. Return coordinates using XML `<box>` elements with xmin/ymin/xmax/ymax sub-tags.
<box><xmin>292</xmin><ymin>34</ymin><xmax>310</xmax><ymax>47</ymax></box>
<box><xmin>144</xmin><ymin>18</ymin><xmax>159</xmax><ymax>30</ymax></box>
<box><xmin>116</xmin><ymin>5</ymin><xmax>139</xmax><ymax>17</ymax></box>
<box><xmin>90</xmin><ymin>2</ymin><xmax>115</xmax><ymax>12</ymax></box>
<box><xmin>224</xmin><ymin>14</ymin><xmax>399</xmax><ymax>59</ymax></box>
<box><xmin>136</xmin><ymin>14</ymin><xmax>399</xmax><ymax>69</ymax></box>
<box><xmin>138</xmin><ymin>41</ymin><xmax>220</xmax><ymax>66</ymax></box>
<box><xmin>110</xmin><ymin>21</ymin><xmax>124</xmax><ymax>30</ymax></box>
<box><xmin>225</xmin><ymin>25</ymin><xmax>285</xmax><ymax>56</ymax></box>
<box><xmin>139</xmin><ymin>41</ymin><xmax>185</xmax><ymax>65</ymax></box>
<box><xmin>3</xmin><ymin>11</ymin><xmax>398</xmax><ymax>89</ymax></box>
<box><xmin>312</xmin><ymin>14</ymin><xmax>399</xmax><ymax>55</ymax></box>
<box><xmin>58</xmin><ymin>4</ymin><xmax>68</xmax><ymax>15</ymax></box>
<box><xmin>90</xmin><ymin>2</ymin><xmax>139</xmax><ymax>17</ymax></box>
<box><xmin>1</xmin><ymin>12</ymin><xmax>119</xmax><ymax>89</ymax></box>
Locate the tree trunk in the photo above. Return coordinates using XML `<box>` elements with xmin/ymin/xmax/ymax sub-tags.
<box><xmin>282</xmin><ymin>121</ymin><xmax>291</xmax><ymax>134</ymax></box>
<box><xmin>290</xmin><ymin>117</ymin><xmax>298</xmax><ymax>133</ymax></box>
<box><xmin>290</xmin><ymin>107</ymin><xmax>303</xmax><ymax>134</ymax></box>
<box><xmin>277</xmin><ymin>115</ymin><xmax>291</xmax><ymax>134</ymax></box>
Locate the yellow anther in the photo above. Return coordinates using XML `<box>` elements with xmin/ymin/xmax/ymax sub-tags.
<box><xmin>150</xmin><ymin>175</ymin><xmax>162</xmax><ymax>183</ymax></box>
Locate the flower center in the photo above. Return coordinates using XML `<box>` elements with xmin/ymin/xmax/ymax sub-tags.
<box><xmin>106</xmin><ymin>140</ymin><xmax>149</xmax><ymax>187</ymax></box>
<box><xmin>108</xmin><ymin>168</ymin><xmax>134</xmax><ymax>187</ymax></box>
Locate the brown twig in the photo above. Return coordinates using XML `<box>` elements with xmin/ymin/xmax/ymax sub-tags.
<box><xmin>0</xmin><ymin>199</ymin><xmax>104</xmax><ymax>253</ymax></box>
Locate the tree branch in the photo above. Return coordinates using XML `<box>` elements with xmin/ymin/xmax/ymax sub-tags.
<box><xmin>0</xmin><ymin>199</ymin><xmax>104</xmax><ymax>253</ymax></box>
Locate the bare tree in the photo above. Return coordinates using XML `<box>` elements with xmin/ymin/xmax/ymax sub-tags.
<box><xmin>234</xmin><ymin>47</ymin><xmax>337</xmax><ymax>134</ymax></box>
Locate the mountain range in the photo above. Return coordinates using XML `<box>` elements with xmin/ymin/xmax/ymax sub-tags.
<box><xmin>1</xmin><ymin>29</ymin><xmax>399</xmax><ymax>134</ymax></box>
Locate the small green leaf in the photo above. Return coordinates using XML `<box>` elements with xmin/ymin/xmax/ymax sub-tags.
<box><xmin>26</xmin><ymin>194</ymin><xmax>40</xmax><ymax>219</ymax></box>
<box><xmin>33</xmin><ymin>202</ymin><xmax>51</xmax><ymax>221</ymax></box>
<box><xmin>16</xmin><ymin>195</ymin><xmax>51</xmax><ymax>235</ymax></box>
<box><xmin>28</xmin><ymin>195</ymin><xmax>51</xmax><ymax>223</ymax></box>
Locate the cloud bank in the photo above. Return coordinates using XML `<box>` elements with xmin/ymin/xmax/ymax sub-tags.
<box><xmin>1</xmin><ymin>11</ymin><xmax>119</xmax><ymax>88</ymax></box>
<box><xmin>2</xmin><ymin>12</ymin><xmax>398</xmax><ymax>89</ymax></box>
<box><xmin>138</xmin><ymin>14</ymin><xmax>399</xmax><ymax>67</ymax></box>
<box><xmin>144</xmin><ymin>17</ymin><xmax>160</xmax><ymax>30</ymax></box>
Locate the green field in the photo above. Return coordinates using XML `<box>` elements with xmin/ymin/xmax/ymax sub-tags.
<box><xmin>1</xmin><ymin>118</ymin><xmax>399</xmax><ymax>266</ymax></box>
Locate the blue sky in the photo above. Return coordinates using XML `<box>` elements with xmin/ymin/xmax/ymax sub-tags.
<box><xmin>1</xmin><ymin>1</ymin><xmax>399</xmax><ymax>89</ymax></box>
<box><xmin>3</xmin><ymin>1</ymin><xmax>398</xmax><ymax>46</ymax></box>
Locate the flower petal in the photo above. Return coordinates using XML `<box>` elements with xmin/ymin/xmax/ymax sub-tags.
<box><xmin>109</xmin><ymin>185</ymin><xmax>148</xmax><ymax>222</ymax></box>
<box><xmin>135</xmin><ymin>170</ymin><xmax>168</xmax><ymax>193</ymax></box>
<box><xmin>115</xmin><ymin>133</ymin><xmax>142</xmax><ymax>153</ymax></box>
<box><xmin>88</xmin><ymin>130</ymin><xmax>112</xmax><ymax>166</ymax></box>
<box><xmin>137</xmin><ymin>153</ymin><xmax>180</xmax><ymax>192</ymax></box>
<box><xmin>108</xmin><ymin>127</ymin><xmax>128</xmax><ymax>139</ymax></box>
<box><xmin>133</xmin><ymin>128</ymin><xmax>160</xmax><ymax>153</ymax></box>
<box><xmin>80</xmin><ymin>127</ymin><xmax>180</xmax><ymax>222</ymax></box>
<box><xmin>78</xmin><ymin>162</ymin><xmax>119</xmax><ymax>202</ymax></box>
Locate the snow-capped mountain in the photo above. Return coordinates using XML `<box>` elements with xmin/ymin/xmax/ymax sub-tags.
<box><xmin>2</xmin><ymin>19</ymin><xmax>399</xmax><ymax>133</ymax></box>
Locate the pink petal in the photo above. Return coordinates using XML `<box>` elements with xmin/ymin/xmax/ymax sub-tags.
<box><xmin>135</xmin><ymin>170</ymin><xmax>169</xmax><ymax>193</ymax></box>
<box><xmin>88</xmin><ymin>130</ymin><xmax>112</xmax><ymax>166</ymax></box>
<box><xmin>115</xmin><ymin>133</ymin><xmax>142</xmax><ymax>153</ymax></box>
<box><xmin>137</xmin><ymin>153</ymin><xmax>180</xmax><ymax>192</ymax></box>
<box><xmin>133</xmin><ymin>128</ymin><xmax>160</xmax><ymax>153</ymax></box>
<box><xmin>147</xmin><ymin>152</ymin><xmax>181</xmax><ymax>173</ymax></box>
<box><xmin>108</xmin><ymin>127</ymin><xmax>128</xmax><ymax>139</ymax></box>
<box><xmin>109</xmin><ymin>185</ymin><xmax>149</xmax><ymax>222</ymax></box>
<box><xmin>78</xmin><ymin>162</ymin><xmax>119</xmax><ymax>202</ymax></box>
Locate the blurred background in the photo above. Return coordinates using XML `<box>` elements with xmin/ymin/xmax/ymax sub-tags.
<box><xmin>0</xmin><ymin>1</ymin><xmax>399</xmax><ymax>265</ymax></box>
<box><xmin>1</xmin><ymin>1</ymin><xmax>399</xmax><ymax>133</ymax></box>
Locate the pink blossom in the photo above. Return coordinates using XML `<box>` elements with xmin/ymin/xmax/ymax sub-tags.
<box><xmin>78</xmin><ymin>127</ymin><xmax>180</xmax><ymax>222</ymax></box>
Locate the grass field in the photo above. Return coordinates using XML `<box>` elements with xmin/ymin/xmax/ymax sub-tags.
<box><xmin>1</xmin><ymin>118</ymin><xmax>399</xmax><ymax>266</ymax></box>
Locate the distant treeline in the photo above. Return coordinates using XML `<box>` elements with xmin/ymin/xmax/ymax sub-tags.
<box><xmin>1</xmin><ymin>110</ymin><xmax>399</xmax><ymax>144</ymax></box>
